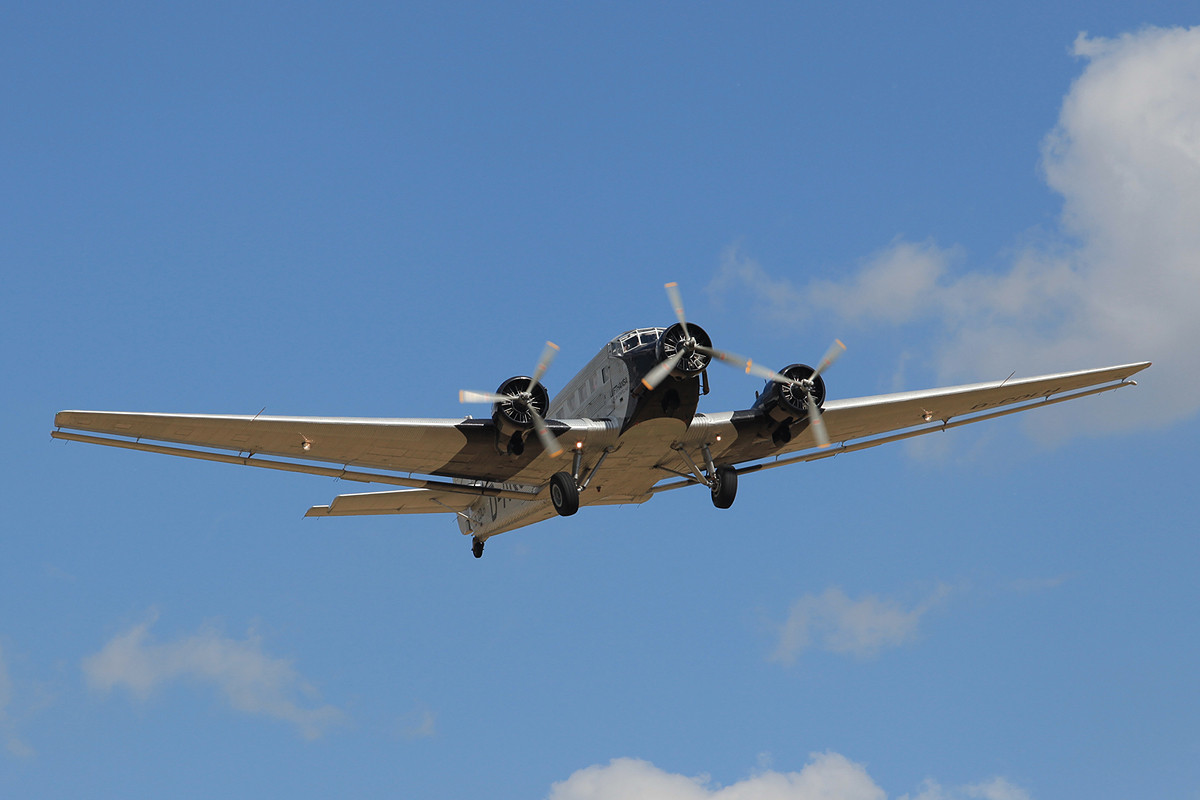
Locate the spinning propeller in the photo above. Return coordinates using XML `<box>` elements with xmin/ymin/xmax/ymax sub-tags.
<box><xmin>643</xmin><ymin>282</ymin><xmax>846</xmax><ymax>448</ymax></box>
<box><xmin>460</xmin><ymin>341</ymin><xmax>564</xmax><ymax>457</ymax></box>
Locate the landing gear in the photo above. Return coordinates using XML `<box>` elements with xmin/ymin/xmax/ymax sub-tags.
<box><xmin>711</xmin><ymin>464</ymin><xmax>738</xmax><ymax>509</ymax></box>
<box><xmin>673</xmin><ymin>443</ymin><xmax>738</xmax><ymax>510</ymax></box>
<box><xmin>549</xmin><ymin>471</ymin><xmax>579</xmax><ymax>516</ymax></box>
<box><xmin>472</xmin><ymin>536</ymin><xmax>485</xmax><ymax>558</ymax></box>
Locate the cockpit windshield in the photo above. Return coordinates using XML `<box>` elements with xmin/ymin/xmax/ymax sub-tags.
<box><xmin>614</xmin><ymin>328</ymin><xmax>664</xmax><ymax>354</ymax></box>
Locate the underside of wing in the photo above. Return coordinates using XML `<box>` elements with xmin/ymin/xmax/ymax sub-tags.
<box><xmin>52</xmin><ymin>410</ymin><xmax>617</xmax><ymax>487</ymax></box>
<box><xmin>710</xmin><ymin>361</ymin><xmax>1151</xmax><ymax>470</ymax></box>
<box><xmin>821</xmin><ymin>361</ymin><xmax>1151</xmax><ymax>444</ymax></box>
<box><xmin>305</xmin><ymin>489</ymin><xmax>476</xmax><ymax>517</ymax></box>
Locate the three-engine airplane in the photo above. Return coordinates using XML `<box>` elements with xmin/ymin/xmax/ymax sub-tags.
<box><xmin>52</xmin><ymin>283</ymin><xmax>1150</xmax><ymax>558</ymax></box>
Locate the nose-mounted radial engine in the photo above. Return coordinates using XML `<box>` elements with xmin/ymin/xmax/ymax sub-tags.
<box><xmin>459</xmin><ymin>342</ymin><xmax>563</xmax><ymax>457</ymax></box>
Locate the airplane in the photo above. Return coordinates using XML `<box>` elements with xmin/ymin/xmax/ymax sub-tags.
<box><xmin>52</xmin><ymin>283</ymin><xmax>1150</xmax><ymax>558</ymax></box>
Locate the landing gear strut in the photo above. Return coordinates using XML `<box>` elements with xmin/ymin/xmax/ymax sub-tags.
<box><xmin>674</xmin><ymin>443</ymin><xmax>738</xmax><ymax>509</ymax></box>
<box><xmin>472</xmin><ymin>536</ymin><xmax>485</xmax><ymax>558</ymax></box>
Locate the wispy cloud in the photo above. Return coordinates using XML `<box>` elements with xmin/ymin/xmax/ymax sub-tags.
<box><xmin>0</xmin><ymin>644</ymin><xmax>35</xmax><ymax>758</ymax></box>
<box><xmin>770</xmin><ymin>585</ymin><xmax>950</xmax><ymax>664</ymax></box>
<box><xmin>397</xmin><ymin>704</ymin><xmax>437</xmax><ymax>740</ymax></box>
<box><xmin>901</xmin><ymin>776</ymin><xmax>1033</xmax><ymax>800</ymax></box>
<box><xmin>82</xmin><ymin>614</ymin><xmax>343</xmax><ymax>740</ymax></box>
<box><xmin>709</xmin><ymin>26</ymin><xmax>1200</xmax><ymax>440</ymax></box>
<box><xmin>548</xmin><ymin>753</ymin><xmax>1030</xmax><ymax>800</ymax></box>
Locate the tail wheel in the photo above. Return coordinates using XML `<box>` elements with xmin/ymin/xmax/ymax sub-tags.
<box><xmin>711</xmin><ymin>465</ymin><xmax>737</xmax><ymax>509</ymax></box>
<box><xmin>549</xmin><ymin>471</ymin><xmax>580</xmax><ymax>516</ymax></box>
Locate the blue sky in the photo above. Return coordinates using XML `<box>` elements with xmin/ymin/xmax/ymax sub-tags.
<box><xmin>4</xmin><ymin>4</ymin><xmax>1199</xmax><ymax>799</ymax></box>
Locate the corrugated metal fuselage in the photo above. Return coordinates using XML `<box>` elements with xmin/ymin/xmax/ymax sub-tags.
<box><xmin>459</xmin><ymin>329</ymin><xmax>707</xmax><ymax>539</ymax></box>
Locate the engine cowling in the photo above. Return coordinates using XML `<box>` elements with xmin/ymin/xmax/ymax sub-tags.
<box><xmin>655</xmin><ymin>322</ymin><xmax>714</xmax><ymax>379</ymax></box>
<box><xmin>757</xmin><ymin>363</ymin><xmax>827</xmax><ymax>425</ymax></box>
<box><xmin>490</xmin><ymin>376</ymin><xmax>550</xmax><ymax>440</ymax></box>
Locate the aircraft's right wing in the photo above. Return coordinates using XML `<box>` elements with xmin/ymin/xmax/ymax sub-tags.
<box><xmin>51</xmin><ymin>410</ymin><xmax>618</xmax><ymax>497</ymax></box>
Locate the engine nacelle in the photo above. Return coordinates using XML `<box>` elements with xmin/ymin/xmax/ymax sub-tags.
<box><xmin>655</xmin><ymin>322</ymin><xmax>714</xmax><ymax>380</ymax></box>
<box><xmin>757</xmin><ymin>363</ymin><xmax>827</xmax><ymax>426</ymax></box>
<box><xmin>491</xmin><ymin>375</ymin><xmax>550</xmax><ymax>443</ymax></box>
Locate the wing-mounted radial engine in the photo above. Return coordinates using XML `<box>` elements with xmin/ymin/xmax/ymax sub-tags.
<box><xmin>488</xmin><ymin>375</ymin><xmax>551</xmax><ymax>455</ymax></box>
<box><xmin>460</xmin><ymin>342</ymin><xmax>564</xmax><ymax>457</ymax></box>
<box><xmin>755</xmin><ymin>364</ymin><xmax>826</xmax><ymax>445</ymax></box>
<box><xmin>744</xmin><ymin>340</ymin><xmax>846</xmax><ymax>448</ymax></box>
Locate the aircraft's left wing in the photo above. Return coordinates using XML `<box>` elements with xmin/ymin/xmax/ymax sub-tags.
<box><xmin>51</xmin><ymin>411</ymin><xmax>617</xmax><ymax>495</ymax></box>
<box><xmin>683</xmin><ymin>361</ymin><xmax>1151</xmax><ymax>478</ymax></box>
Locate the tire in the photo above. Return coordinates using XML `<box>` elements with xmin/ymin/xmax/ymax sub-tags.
<box><xmin>711</xmin><ymin>465</ymin><xmax>737</xmax><ymax>509</ymax></box>
<box><xmin>549</xmin><ymin>471</ymin><xmax>580</xmax><ymax>516</ymax></box>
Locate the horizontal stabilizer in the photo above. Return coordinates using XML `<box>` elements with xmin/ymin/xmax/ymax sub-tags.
<box><xmin>306</xmin><ymin>489</ymin><xmax>476</xmax><ymax>517</ymax></box>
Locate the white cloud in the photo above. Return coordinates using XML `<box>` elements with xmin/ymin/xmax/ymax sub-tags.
<box><xmin>0</xmin><ymin>644</ymin><xmax>35</xmax><ymax>758</ymax></box>
<box><xmin>709</xmin><ymin>25</ymin><xmax>1200</xmax><ymax>439</ymax></box>
<box><xmin>966</xmin><ymin>777</ymin><xmax>1032</xmax><ymax>800</ymax></box>
<box><xmin>548</xmin><ymin>754</ymin><xmax>1030</xmax><ymax>800</ymax></box>
<box><xmin>548</xmin><ymin>752</ymin><xmax>885</xmax><ymax>800</ymax></box>
<box><xmin>770</xmin><ymin>586</ymin><xmax>949</xmax><ymax>664</ymax></box>
<box><xmin>82</xmin><ymin>614</ymin><xmax>343</xmax><ymax>740</ymax></box>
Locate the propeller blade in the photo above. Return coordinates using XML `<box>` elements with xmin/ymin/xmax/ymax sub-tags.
<box><xmin>743</xmin><ymin>359</ymin><xmax>795</xmax><ymax>385</ymax></box>
<box><xmin>641</xmin><ymin>350</ymin><xmax>685</xmax><ymax>391</ymax></box>
<box><xmin>529</xmin><ymin>341</ymin><xmax>559</xmax><ymax>392</ymax></box>
<box><xmin>529</xmin><ymin>407</ymin><xmax>563</xmax><ymax>458</ymax></box>
<box><xmin>698</xmin><ymin>344</ymin><xmax>800</xmax><ymax>386</ymax></box>
<box><xmin>459</xmin><ymin>390</ymin><xmax>510</xmax><ymax>404</ymax></box>
<box><xmin>805</xmin><ymin>388</ymin><xmax>831</xmax><ymax>449</ymax></box>
<box><xmin>697</xmin><ymin>344</ymin><xmax>749</xmax><ymax>371</ymax></box>
<box><xmin>812</xmin><ymin>339</ymin><xmax>846</xmax><ymax>380</ymax></box>
<box><xmin>664</xmin><ymin>282</ymin><xmax>690</xmax><ymax>340</ymax></box>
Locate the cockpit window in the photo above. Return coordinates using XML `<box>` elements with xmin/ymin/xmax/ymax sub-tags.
<box><xmin>616</xmin><ymin>328</ymin><xmax>664</xmax><ymax>354</ymax></box>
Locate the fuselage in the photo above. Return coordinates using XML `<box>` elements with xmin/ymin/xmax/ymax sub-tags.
<box><xmin>458</xmin><ymin>328</ymin><xmax>708</xmax><ymax>539</ymax></box>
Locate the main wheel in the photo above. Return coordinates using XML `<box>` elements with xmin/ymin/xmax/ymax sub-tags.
<box><xmin>472</xmin><ymin>536</ymin><xmax>485</xmax><ymax>558</ymax></box>
<box><xmin>549</xmin><ymin>471</ymin><xmax>580</xmax><ymax>516</ymax></box>
<box><xmin>711</xmin><ymin>465</ymin><xmax>737</xmax><ymax>509</ymax></box>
